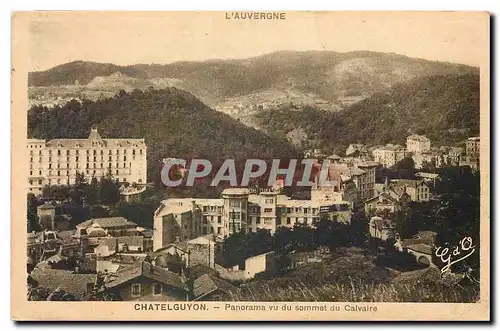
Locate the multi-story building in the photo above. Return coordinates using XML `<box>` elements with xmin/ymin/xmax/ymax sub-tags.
<box><xmin>27</xmin><ymin>128</ymin><xmax>147</xmax><ymax>195</ymax></box>
<box><xmin>153</xmin><ymin>188</ymin><xmax>352</xmax><ymax>251</ymax></box>
<box><xmin>406</xmin><ymin>134</ymin><xmax>431</xmax><ymax>154</ymax></box>
<box><xmin>372</xmin><ymin>144</ymin><xmax>407</xmax><ymax>168</ymax></box>
<box><xmin>356</xmin><ymin>161</ymin><xmax>378</xmax><ymax>202</ymax></box>
<box><xmin>389</xmin><ymin>179</ymin><xmax>431</xmax><ymax>202</ymax></box>
<box><xmin>460</xmin><ymin>136</ymin><xmax>480</xmax><ymax>170</ymax></box>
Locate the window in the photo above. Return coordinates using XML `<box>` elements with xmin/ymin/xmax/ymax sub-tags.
<box><xmin>229</xmin><ymin>200</ymin><xmax>240</xmax><ymax>208</ymax></box>
<box><xmin>131</xmin><ymin>284</ymin><xmax>141</xmax><ymax>297</ymax></box>
<box><xmin>264</xmin><ymin>208</ymin><xmax>273</xmax><ymax>213</ymax></box>
<box><xmin>57</xmin><ymin>150</ymin><xmax>61</xmax><ymax>156</ymax></box>
<box><xmin>286</xmin><ymin>217</ymin><xmax>291</xmax><ymax>224</ymax></box>
<box><xmin>256</xmin><ymin>217</ymin><xmax>261</xmax><ymax>224</ymax></box>
<box><xmin>153</xmin><ymin>283</ymin><xmax>162</xmax><ymax>296</ymax></box>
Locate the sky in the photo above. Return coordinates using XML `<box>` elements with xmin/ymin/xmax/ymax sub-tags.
<box><xmin>27</xmin><ymin>11</ymin><xmax>488</xmax><ymax>71</ymax></box>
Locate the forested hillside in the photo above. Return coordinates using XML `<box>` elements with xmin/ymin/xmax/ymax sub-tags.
<box><xmin>319</xmin><ymin>73</ymin><xmax>480</xmax><ymax>151</ymax></box>
<box><xmin>28</xmin><ymin>88</ymin><xmax>298</xmax><ymax>191</ymax></box>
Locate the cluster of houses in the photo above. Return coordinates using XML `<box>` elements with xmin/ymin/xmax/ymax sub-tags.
<box><xmin>27</xmin><ymin>132</ymin><xmax>480</xmax><ymax>301</ymax></box>
<box><xmin>370</xmin><ymin>134</ymin><xmax>480</xmax><ymax>170</ymax></box>
<box><xmin>27</xmin><ymin>212</ymin><xmax>242</xmax><ymax>301</ymax></box>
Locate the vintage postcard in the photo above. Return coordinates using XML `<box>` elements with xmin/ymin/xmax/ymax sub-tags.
<box><xmin>11</xmin><ymin>11</ymin><xmax>490</xmax><ymax>321</ymax></box>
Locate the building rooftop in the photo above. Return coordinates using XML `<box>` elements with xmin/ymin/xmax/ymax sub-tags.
<box><xmin>105</xmin><ymin>261</ymin><xmax>184</xmax><ymax>290</ymax></box>
<box><xmin>76</xmin><ymin>217</ymin><xmax>137</xmax><ymax>229</ymax></box>
<box><xmin>192</xmin><ymin>274</ymin><xmax>237</xmax><ymax>300</ymax></box>
<box><xmin>406</xmin><ymin>243</ymin><xmax>433</xmax><ymax>255</ymax></box>
<box><xmin>30</xmin><ymin>267</ymin><xmax>97</xmax><ymax>299</ymax></box>
<box><xmin>222</xmin><ymin>188</ymin><xmax>250</xmax><ymax>196</ymax></box>
<box><xmin>407</xmin><ymin>134</ymin><xmax>430</xmax><ymax>142</ymax></box>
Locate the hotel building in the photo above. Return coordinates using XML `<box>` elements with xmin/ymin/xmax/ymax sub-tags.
<box><xmin>27</xmin><ymin>128</ymin><xmax>147</xmax><ymax>194</ymax></box>
<box><xmin>153</xmin><ymin>188</ymin><xmax>352</xmax><ymax>251</ymax></box>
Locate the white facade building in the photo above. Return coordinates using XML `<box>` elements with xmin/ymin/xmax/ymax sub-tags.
<box><xmin>406</xmin><ymin>134</ymin><xmax>431</xmax><ymax>154</ymax></box>
<box><xmin>372</xmin><ymin>144</ymin><xmax>407</xmax><ymax>168</ymax></box>
<box><xmin>153</xmin><ymin>188</ymin><xmax>353</xmax><ymax>251</ymax></box>
<box><xmin>28</xmin><ymin>128</ymin><xmax>147</xmax><ymax>194</ymax></box>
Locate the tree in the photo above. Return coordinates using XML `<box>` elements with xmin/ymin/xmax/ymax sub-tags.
<box><xmin>99</xmin><ymin>170</ymin><xmax>121</xmax><ymax>205</ymax></box>
<box><xmin>432</xmin><ymin>166</ymin><xmax>480</xmax><ymax>275</ymax></box>
<box><xmin>27</xmin><ymin>194</ymin><xmax>40</xmax><ymax>233</ymax></box>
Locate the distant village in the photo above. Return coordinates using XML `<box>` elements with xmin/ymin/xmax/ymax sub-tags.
<box><xmin>27</xmin><ymin>129</ymin><xmax>480</xmax><ymax>301</ymax></box>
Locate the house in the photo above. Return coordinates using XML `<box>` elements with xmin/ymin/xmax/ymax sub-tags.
<box><xmin>389</xmin><ymin>179</ymin><xmax>431</xmax><ymax>202</ymax></box>
<box><xmin>30</xmin><ymin>267</ymin><xmax>97</xmax><ymax>300</ymax></box>
<box><xmin>372</xmin><ymin>144</ymin><xmax>407</xmax><ymax>168</ymax></box>
<box><xmin>153</xmin><ymin>234</ymin><xmax>216</xmax><ymax>270</ymax></box>
<box><xmin>95</xmin><ymin>236</ymin><xmax>146</xmax><ymax>257</ymax></box>
<box><xmin>192</xmin><ymin>274</ymin><xmax>237</xmax><ymax>301</ymax></box>
<box><xmin>74</xmin><ymin>217</ymin><xmax>139</xmax><ymax>238</ymax></box>
<box><xmin>368</xmin><ymin>216</ymin><xmax>395</xmax><ymax>241</ymax></box>
<box><xmin>406</xmin><ymin>134</ymin><xmax>431</xmax><ymax>154</ymax></box>
<box><xmin>187</xmin><ymin>235</ymin><xmax>216</xmax><ymax>268</ymax></box>
<box><xmin>94</xmin><ymin>236</ymin><xmax>148</xmax><ymax>273</ymax></box>
<box><xmin>244</xmin><ymin>251</ymin><xmax>277</xmax><ymax>279</ymax></box>
<box><xmin>105</xmin><ymin>261</ymin><xmax>187</xmax><ymax>301</ymax></box>
<box><xmin>414</xmin><ymin>172</ymin><xmax>440</xmax><ymax>187</ymax></box>
<box><xmin>364</xmin><ymin>190</ymin><xmax>410</xmax><ymax>216</ymax></box>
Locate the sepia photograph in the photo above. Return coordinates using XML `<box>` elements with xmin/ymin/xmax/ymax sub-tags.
<box><xmin>11</xmin><ymin>11</ymin><xmax>490</xmax><ymax>321</ymax></box>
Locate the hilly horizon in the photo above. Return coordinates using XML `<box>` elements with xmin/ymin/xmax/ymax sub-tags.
<box><xmin>29</xmin><ymin>50</ymin><xmax>478</xmax><ymax>112</ymax></box>
<box><xmin>251</xmin><ymin>72</ymin><xmax>479</xmax><ymax>153</ymax></box>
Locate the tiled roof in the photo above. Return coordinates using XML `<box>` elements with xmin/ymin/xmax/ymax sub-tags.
<box><xmin>406</xmin><ymin>243</ymin><xmax>433</xmax><ymax>255</ymax></box>
<box><xmin>154</xmin><ymin>242</ymin><xmax>189</xmax><ymax>254</ymax></box>
<box><xmin>30</xmin><ymin>267</ymin><xmax>97</xmax><ymax>299</ymax></box>
<box><xmin>76</xmin><ymin>217</ymin><xmax>137</xmax><ymax>229</ymax></box>
<box><xmin>407</xmin><ymin>134</ymin><xmax>430</xmax><ymax>142</ymax></box>
<box><xmin>192</xmin><ymin>274</ymin><xmax>237</xmax><ymax>300</ymax></box>
<box><xmin>105</xmin><ymin>261</ymin><xmax>184</xmax><ymax>290</ymax></box>
<box><xmin>97</xmin><ymin>236</ymin><xmax>144</xmax><ymax>253</ymax></box>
